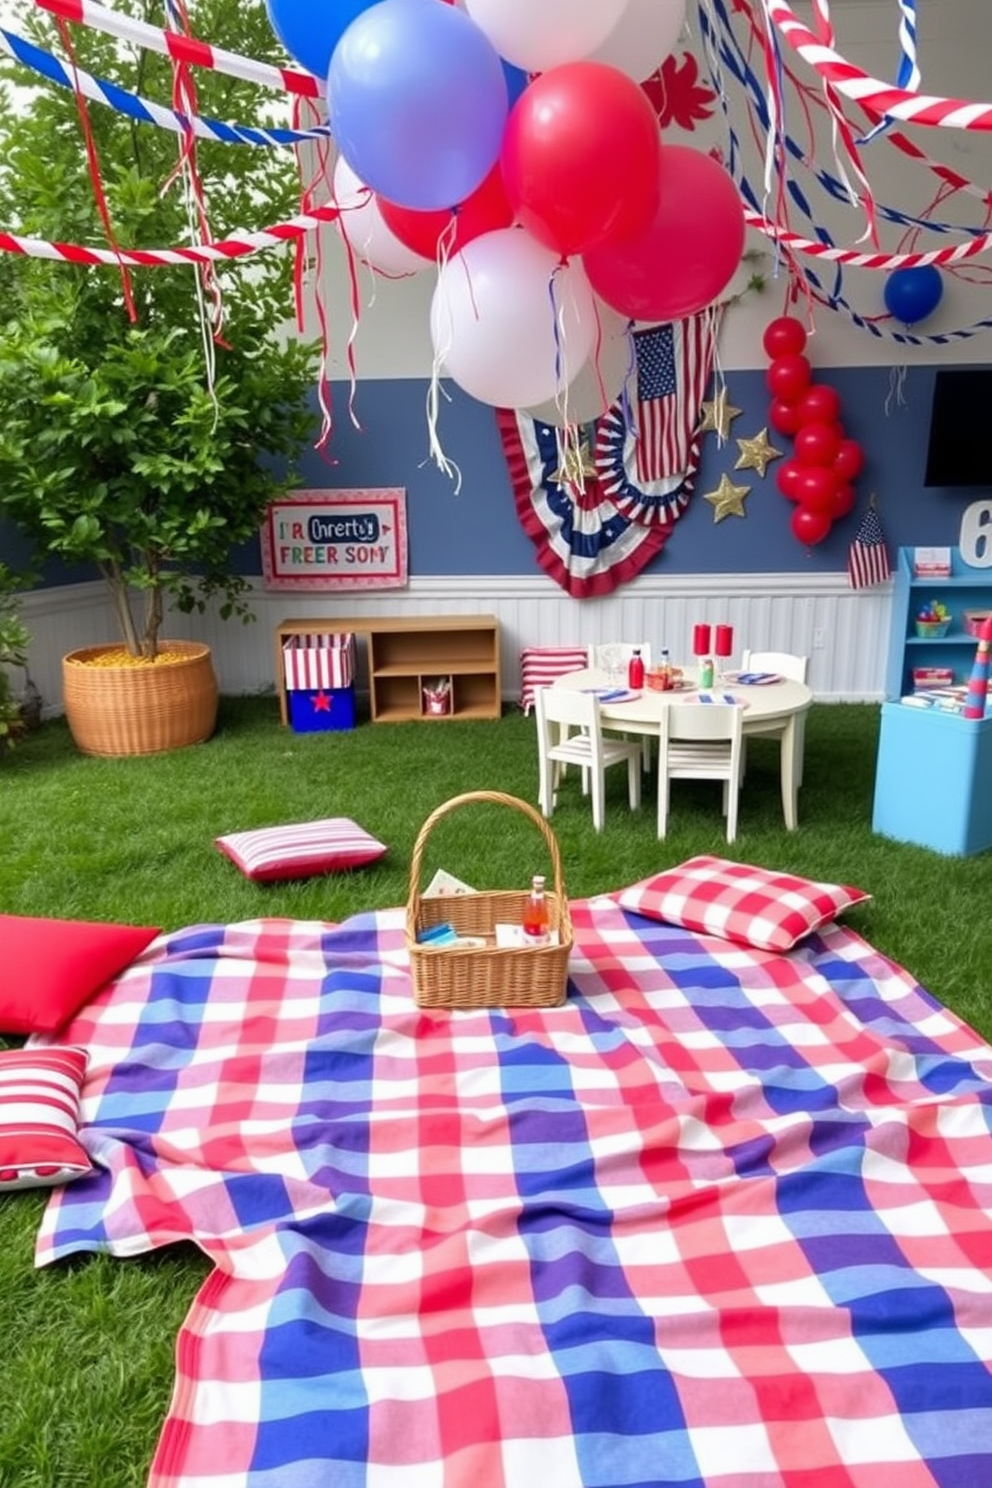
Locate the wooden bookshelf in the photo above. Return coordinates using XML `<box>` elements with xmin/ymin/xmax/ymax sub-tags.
<box><xmin>275</xmin><ymin>615</ymin><xmax>501</xmax><ymax>725</ymax></box>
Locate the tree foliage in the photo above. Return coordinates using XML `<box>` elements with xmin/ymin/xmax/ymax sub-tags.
<box><xmin>0</xmin><ymin>0</ymin><xmax>318</xmax><ymax>655</ymax></box>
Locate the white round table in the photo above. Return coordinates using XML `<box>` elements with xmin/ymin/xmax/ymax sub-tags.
<box><xmin>554</xmin><ymin>666</ymin><xmax>813</xmax><ymax>830</ymax></box>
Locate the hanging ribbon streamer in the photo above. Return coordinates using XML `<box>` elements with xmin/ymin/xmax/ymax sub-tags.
<box><xmin>0</xmin><ymin>25</ymin><xmax>331</xmax><ymax>145</ymax></box>
<box><xmin>857</xmin><ymin>0</ymin><xmax>920</xmax><ymax>144</ymax></box>
<box><xmin>697</xmin><ymin>0</ymin><xmax>992</xmax><ymax>346</ymax></box>
<box><xmin>161</xmin><ymin>0</ymin><xmax>227</xmax><ymax>407</ymax></box>
<box><xmin>33</xmin><ymin>0</ymin><xmax>322</xmax><ymax>98</ymax></box>
<box><xmin>52</xmin><ymin>16</ymin><xmax>136</xmax><ymax>320</ymax></box>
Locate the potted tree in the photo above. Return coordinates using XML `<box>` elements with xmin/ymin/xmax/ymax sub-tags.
<box><xmin>0</xmin><ymin>0</ymin><xmax>318</xmax><ymax>754</ymax></box>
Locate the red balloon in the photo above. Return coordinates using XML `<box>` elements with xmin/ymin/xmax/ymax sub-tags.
<box><xmin>582</xmin><ymin>145</ymin><xmax>745</xmax><ymax>321</ymax></box>
<box><xmin>795</xmin><ymin>465</ymin><xmax>838</xmax><ymax>512</ymax></box>
<box><xmin>379</xmin><ymin>164</ymin><xmax>513</xmax><ymax>260</ymax></box>
<box><xmin>834</xmin><ymin>438</ymin><xmax>865</xmax><ymax>482</ymax></box>
<box><xmin>794</xmin><ymin>421</ymin><xmax>841</xmax><ymax>468</ymax></box>
<box><xmin>776</xmin><ymin>458</ymin><xmax>805</xmax><ymax>501</ymax></box>
<box><xmin>791</xmin><ymin>505</ymin><xmax>833</xmax><ymax>546</ymax></box>
<box><xmin>501</xmin><ymin>62</ymin><xmax>662</xmax><ymax>258</ymax></box>
<box><xmin>796</xmin><ymin>382</ymin><xmax>842</xmax><ymax>426</ymax></box>
<box><xmin>769</xmin><ymin>397</ymin><xmax>804</xmax><ymax>437</ymax></box>
<box><xmin>762</xmin><ymin>315</ymin><xmax>807</xmax><ymax>360</ymax></box>
<box><xmin>832</xmin><ymin>481</ymin><xmax>857</xmax><ymax>519</ymax></box>
<box><xmin>766</xmin><ymin>354</ymin><xmax>812</xmax><ymax>403</ymax></box>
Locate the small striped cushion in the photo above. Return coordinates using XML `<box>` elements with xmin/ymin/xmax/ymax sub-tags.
<box><xmin>520</xmin><ymin>647</ymin><xmax>589</xmax><ymax>715</ymax></box>
<box><xmin>617</xmin><ymin>856</ymin><xmax>871</xmax><ymax>953</ymax></box>
<box><xmin>216</xmin><ymin>817</ymin><xmax>388</xmax><ymax>883</ymax></box>
<box><xmin>0</xmin><ymin>1046</ymin><xmax>91</xmax><ymax>1191</ymax></box>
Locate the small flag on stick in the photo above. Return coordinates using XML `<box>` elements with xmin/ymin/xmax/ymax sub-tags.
<box><xmin>847</xmin><ymin>495</ymin><xmax>892</xmax><ymax>590</ymax></box>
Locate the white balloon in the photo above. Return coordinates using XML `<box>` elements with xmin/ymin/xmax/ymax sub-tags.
<box><xmin>465</xmin><ymin>0</ymin><xmax>629</xmax><ymax>73</ymax></box>
<box><xmin>585</xmin><ymin>0</ymin><xmax>687</xmax><ymax>82</ymax></box>
<box><xmin>431</xmin><ymin>228</ymin><xmax>597</xmax><ymax>409</ymax></box>
<box><xmin>333</xmin><ymin>156</ymin><xmax>429</xmax><ymax>278</ymax></box>
<box><xmin>525</xmin><ymin>301</ymin><xmax>633</xmax><ymax>426</ymax></box>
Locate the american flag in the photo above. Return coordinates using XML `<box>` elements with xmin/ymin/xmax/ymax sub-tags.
<box><xmin>847</xmin><ymin>499</ymin><xmax>892</xmax><ymax>590</ymax></box>
<box><xmin>632</xmin><ymin>318</ymin><xmax>712</xmax><ymax>484</ymax></box>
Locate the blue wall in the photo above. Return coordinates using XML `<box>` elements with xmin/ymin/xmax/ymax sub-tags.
<box><xmin>3</xmin><ymin>362</ymin><xmax>982</xmax><ymax>587</ymax></box>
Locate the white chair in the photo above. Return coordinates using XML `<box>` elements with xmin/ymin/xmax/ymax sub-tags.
<box><xmin>657</xmin><ymin>702</ymin><xmax>744</xmax><ymax>843</ymax></box>
<box><xmin>534</xmin><ymin>686</ymin><xmax>642</xmax><ymax>833</ymax></box>
<box><xmin>739</xmin><ymin>649</ymin><xmax>810</xmax><ymax>788</ymax></box>
<box><xmin>588</xmin><ymin>642</ymin><xmax>654</xmax><ymax>770</ymax></box>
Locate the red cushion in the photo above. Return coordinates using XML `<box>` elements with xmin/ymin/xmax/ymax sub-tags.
<box><xmin>216</xmin><ymin>817</ymin><xmax>388</xmax><ymax>883</ymax></box>
<box><xmin>0</xmin><ymin>915</ymin><xmax>160</xmax><ymax>1035</ymax></box>
<box><xmin>617</xmin><ymin>856</ymin><xmax>871</xmax><ymax>953</ymax></box>
<box><xmin>0</xmin><ymin>1046</ymin><xmax>92</xmax><ymax>1191</ymax></box>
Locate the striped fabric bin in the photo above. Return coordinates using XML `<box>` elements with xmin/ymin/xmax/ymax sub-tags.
<box><xmin>282</xmin><ymin>633</ymin><xmax>356</xmax><ymax>732</ymax></box>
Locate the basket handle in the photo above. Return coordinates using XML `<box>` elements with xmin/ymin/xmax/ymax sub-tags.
<box><xmin>406</xmin><ymin>790</ymin><xmax>565</xmax><ymax>920</ymax></box>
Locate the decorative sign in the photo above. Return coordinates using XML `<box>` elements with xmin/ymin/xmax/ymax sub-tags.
<box><xmin>261</xmin><ymin>488</ymin><xmax>407</xmax><ymax>591</ymax></box>
<box><xmin>960</xmin><ymin>500</ymin><xmax>992</xmax><ymax>568</ymax></box>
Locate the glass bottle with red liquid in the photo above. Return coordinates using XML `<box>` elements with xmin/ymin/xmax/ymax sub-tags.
<box><xmin>627</xmin><ymin>648</ymin><xmax>644</xmax><ymax>689</ymax></box>
<box><xmin>523</xmin><ymin>874</ymin><xmax>550</xmax><ymax>943</ymax></box>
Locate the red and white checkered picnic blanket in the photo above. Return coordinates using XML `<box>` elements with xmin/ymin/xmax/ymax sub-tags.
<box><xmin>36</xmin><ymin>900</ymin><xmax>992</xmax><ymax>1487</ymax></box>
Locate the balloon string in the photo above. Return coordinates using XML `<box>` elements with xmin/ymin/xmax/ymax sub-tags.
<box><xmin>616</xmin><ymin>321</ymin><xmax>636</xmax><ymax>441</ymax></box>
<box><xmin>295</xmin><ymin>96</ymin><xmax>338</xmax><ymax>456</ymax></box>
<box><xmin>422</xmin><ymin>253</ymin><xmax>461</xmax><ymax>491</ymax></box>
<box><xmin>885</xmin><ymin>364</ymin><xmax>908</xmax><ymax>416</ymax></box>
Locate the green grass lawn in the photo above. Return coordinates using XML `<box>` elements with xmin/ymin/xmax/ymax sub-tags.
<box><xmin>0</xmin><ymin>696</ymin><xmax>989</xmax><ymax>1486</ymax></box>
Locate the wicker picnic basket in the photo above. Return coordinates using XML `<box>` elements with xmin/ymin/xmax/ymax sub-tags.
<box><xmin>405</xmin><ymin>790</ymin><xmax>573</xmax><ymax>1009</ymax></box>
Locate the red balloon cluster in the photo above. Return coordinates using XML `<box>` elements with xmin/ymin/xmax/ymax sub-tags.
<box><xmin>763</xmin><ymin>317</ymin><xmax>865</xmax><ymax>547</ymax></box>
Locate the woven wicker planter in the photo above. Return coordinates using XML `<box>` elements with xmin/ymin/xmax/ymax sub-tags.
<box><xmin>62</xmin><ymin>641</ymin><xmax>218</xmax><ymax>757</ymax></box>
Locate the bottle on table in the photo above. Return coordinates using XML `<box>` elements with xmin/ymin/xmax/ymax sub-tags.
<box><xmin>659</xmin><ymin>646</ymin><xmax>671</xmax><ymax>689</ymax></box>
<box><xmin>627</xmin><ymin>648</ymin><xmax>645</xmax><ymax>689</ymax></box>
<box><xmin>700</xmin><ymin>656</ymin><xmax>715</xmax><ymax>688</ymax></box>
<box><xmin>523</xmin><ymin>874</ymin><xmax>550</xmax><ymax>943</ymax></box>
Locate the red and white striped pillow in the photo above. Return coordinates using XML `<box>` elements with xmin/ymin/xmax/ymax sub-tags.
<box><xmin>519</xmin><ymin>647</ymin><xmax>589</xmax><ymax>715</ymax></box>
<box><xmin>0</xmin><ymin>1046</ymin><xmax>91</xmax><ymax>1191</ymax></box>
<box><xmin>216</xmin><ymin>817</ymin><xmax>388</xmax><ymax>883</ymax></box>
<box><xmin>617</xmin><ymin>856</ymin><xmax>871</xmax><ymax>953</ymax></box>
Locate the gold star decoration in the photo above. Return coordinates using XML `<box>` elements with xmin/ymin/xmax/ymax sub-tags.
<box><xmin>703</xmin><ymin>472</ymin><xmax>752</xmax><ymax>523</ymax></box>
<box><xmin>698</xmin><ymin>388</ymin><xmax>742</xmax><ymax>441</ymax></box>
<box><xmin>734</xmin><ymin>427</ymin><xmax>782</xmax><ymax>478</ymax></box>
<box><xmin>548</xmin><ymin>431</ymin><xmax>597</xmax><ymax>490</ymax></box>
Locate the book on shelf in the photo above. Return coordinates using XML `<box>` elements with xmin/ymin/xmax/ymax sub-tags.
<box><xmin>912</xmin><ymin>546</ymin><xmax>952</xmax><ymax>579</ymax></box>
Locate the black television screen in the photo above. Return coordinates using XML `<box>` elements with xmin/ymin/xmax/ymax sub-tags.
<box><xmin>924</xmin><ymin>368</ymin><xmax>992</xmax><ymax>486</ymax></box>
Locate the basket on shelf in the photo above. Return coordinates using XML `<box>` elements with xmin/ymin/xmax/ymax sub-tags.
<box><xmin>405</xmin><ymin>790</ymin><xmax>572</xmax><ymax>1009</ymax></box>
<box><xmin>914</xmin><ymin>619</ymin><xmax>952</xmax><ymax>638</ymax></box>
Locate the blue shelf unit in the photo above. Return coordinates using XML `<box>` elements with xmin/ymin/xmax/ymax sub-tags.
<box><xmin>874</xmin><ymin>546</ymin><xmax>992</xmax><ymax>856</ymax></box>
<box><xmin>885</xmin><ymin>546</ymin><xmax>992</xmax><ymax>699</ymax></box>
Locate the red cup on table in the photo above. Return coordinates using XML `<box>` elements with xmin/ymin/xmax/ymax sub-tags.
<box><xmin>693</xmin><ymin>623</ymin><xmax>711</xmax><ymax>657</ymax></box>
<box><xmin>715</xmin><ymin>624</ymin><xmax>734</xmax><ymax>659</ymax></box>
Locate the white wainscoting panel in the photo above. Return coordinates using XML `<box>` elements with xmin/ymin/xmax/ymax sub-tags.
<box><xmin>18</xmin><ymin>572</ymin><xmax>892</xmax><ymax>716</ymax></box>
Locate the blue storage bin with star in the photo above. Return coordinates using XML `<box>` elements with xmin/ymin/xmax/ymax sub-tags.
<box><xmin>282</xmin><ymin>632</ymin><xmax>356</xmax><ymax>732</ymax></box>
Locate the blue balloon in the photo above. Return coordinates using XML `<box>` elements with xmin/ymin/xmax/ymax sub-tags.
<box><xmin>328</xmin><ymin>0</ymin><xmax>508</xmax><ymax>212</ymax></box>
<box><xmin>264</xmin><ymin>0</ymin><xmax>373</xmax><ymax>81</ymax></box>
<box><xmin>883</xmin><ymin>265</ymin><xmax>943</xmax><ymax>327</ymax></box>
<box><xmin>503</xmin><ymin>60</ymin><xmax>529</xmax><ymax>109</ymax></box>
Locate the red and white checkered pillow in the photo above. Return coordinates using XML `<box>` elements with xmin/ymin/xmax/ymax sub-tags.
<box><xmin>519</xmin><ymin>647</ymin><xmax>589</xmax><ymax>715</ymax></box>
<box><xmin>617</xmin><ymin>856</ymin><xmax>871</xmax><ymax>953</ymax></box>
<box><xmin>216</xmin><ymin>817</ymin><xmax>388</xmax><ymax>883</ymax></box>
<box><xmin>0</xmin><ymin>1046</ymin><xmax>92</xmax><ymax>1191</ymax></box>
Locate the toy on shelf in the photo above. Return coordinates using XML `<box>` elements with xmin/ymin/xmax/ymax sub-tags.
<box><xmin>962</xmin><ymin>616</ymin><xmax>992</xmax><ymax>719</ymax></box>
